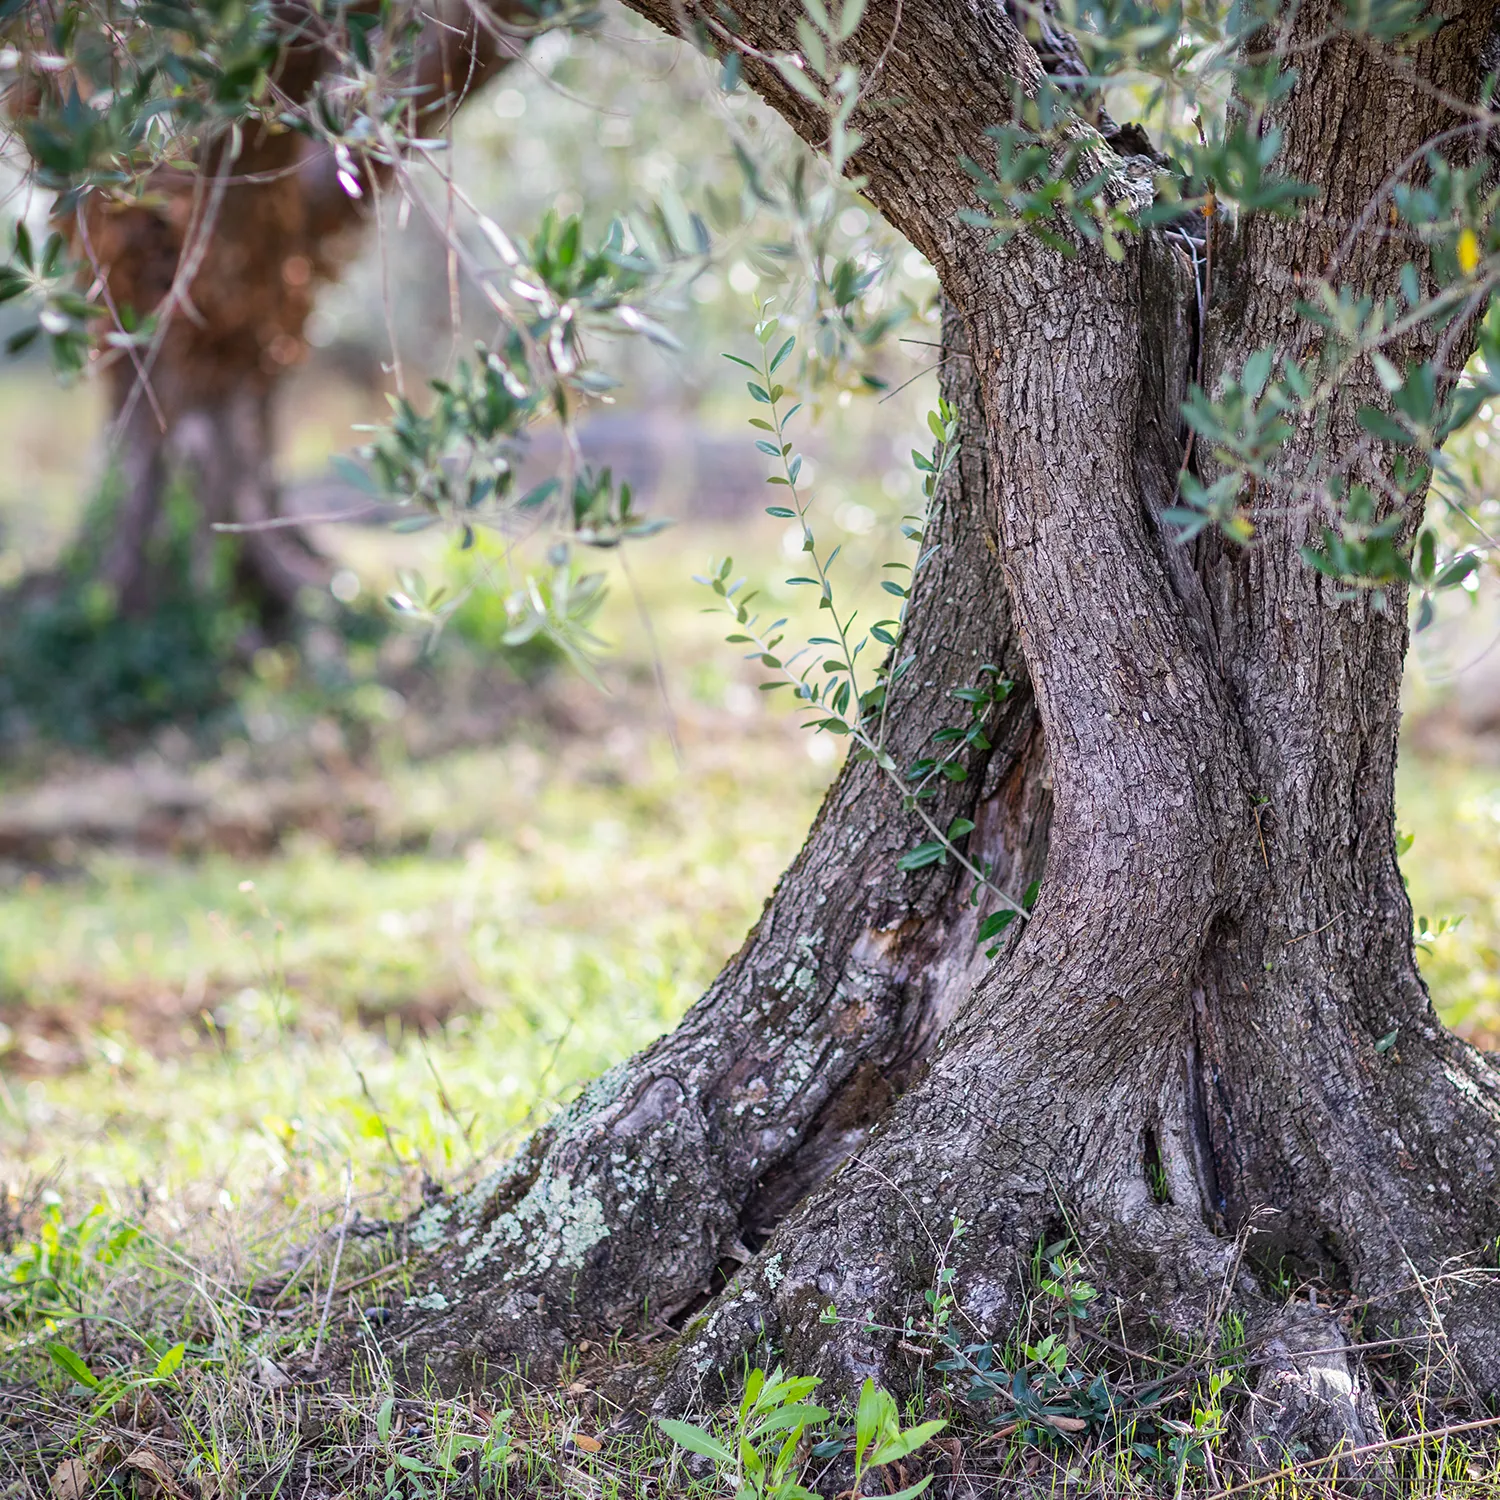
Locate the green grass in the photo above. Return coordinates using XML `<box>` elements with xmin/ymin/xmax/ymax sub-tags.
<box><xmin>3</xmin><ymin>736</ymin><xmax>1495</xmax><ymax>1210</ymax></box>
<box><xmin>1397</xmin><ymin>754</ymin><xmax>1500</xmax><ymax>1046</ymax></box>
<box><xmin>4</xmin><ymin>432</ymin><xmax>1500</xmax><ymax>1492</ymax></box>
<box><xmin>0</xmin><ymin>714</ymin><xmax>832</xmax><ymax>1207</ymax></box>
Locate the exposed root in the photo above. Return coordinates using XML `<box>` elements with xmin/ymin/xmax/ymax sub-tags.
<box><xmin>1242</xmin><ymin>1305</ymin><xmax>1384</xmax><ymax>1479</ymax></box>
<box><xmin>608</xmin><ymin>1132</ymin><xmax>1500</xmax><ymax>1498</ymax></box>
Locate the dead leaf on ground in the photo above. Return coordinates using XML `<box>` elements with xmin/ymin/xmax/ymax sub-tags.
<box><xmin>122</xmin><ymin>1449</ymin><xmax>186</xmax><ymax>1500</ymax></box>
<box><xmin>1038</xmin><ymin>1413</ymin><xmax>1087</xmax><ymax>1433</ymax></box>
<box><xmin>569</xmin><ymin>1432</ymin><xmax>602</xmax><ymax>1453</ymax></box>
<box><xmin>50</xmin><ymin>1459</ymin><xmax>90</xmax><ymax>1500</ymax></box>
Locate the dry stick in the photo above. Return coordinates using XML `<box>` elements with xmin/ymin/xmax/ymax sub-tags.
<box><xmin>312</xmin><ymin>1166</ymin><xmax>354</xmax><ymax>1367</ymax></box>
<box><xmin>366</xmin><ymin>163</ymin><xmax>407</xmax><ymax>401</ymax></box>
<box><xmin>214</xmin><ymin>502</ymin><xmax>391</xmax><ymax>532</ymax></box>
<box><xmin>1283</xmin><ymin>910</ymin><xmax>1344</xmax><ymax>947</ymax></box>
<box><xmin>330</xmin><ymin>1259</ymin><xmax>406</xmax><ymax>1300</ymax></box>
<box><xmin>1215</xmin><ymin>1414</ymin><xmax>1500</xmax><ymax>1497</ymax></box>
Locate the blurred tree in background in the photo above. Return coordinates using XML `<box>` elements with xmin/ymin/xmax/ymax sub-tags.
<box><xmin>0</xmin><ymin>0</ymin><xmax>924</xmax><ymax>745</ymax></box>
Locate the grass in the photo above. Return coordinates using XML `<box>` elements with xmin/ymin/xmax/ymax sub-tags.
<box><xmin>5</xmin><ymin>718</ymin><xmax>1500</xmax><ymax>1496</ymax></box>
<box><xmin>3</xmin><ymin>1176</ymin><xmax>1500</xmax><ymax>1498</ymax></box>
<box><xmin>5</xmin><ymin>391</ymin><xmax>1500</xmax><ymax>1491</ymax></box>
<box><xmin>1396</xmin><ymin>754</ymin><xmax>1500</xmax><ymax>1047</ymax></box>
<box><xmin>0</xmin><ymin>708</ymin><xmax>833</xmax><ymax>1202</ymax></box>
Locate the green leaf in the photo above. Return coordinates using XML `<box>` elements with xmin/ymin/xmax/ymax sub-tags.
<box><xmin>48</xmin><ymin>1343</ymin><xmax>98</xmax><ymax>1390</ymax></box>
<box><xmin>770</xmin><ymin>336</ymin><xmax>796</xmax><ymax>373</ymax></box>
<box><xmin>659</xmin><ymin>1419</ymin><xmax>734</xmax><ymax>1466</ymax></box>
<box><xmin>1242</xmin><ymin>348</ymin><xmax>1273</xmax><ymax>401</ymax></box>
<box><xmin>802</xmin><ymin>0</ymin><xmax>833</xmax><ymax>31</ymax></box>
<box><xmin>750</xmin><ymin>1402</ymin><xmax>829</xmax><ymax>1438</ymax></box>
<box><xmin>896</xmin><ymin>841</ymin><xmax>946</xmax><ymax>871</ymax></box>
<box><xmin>772</xmin><ymin>54</ymin><xmax>827</xmax><ymax>106</ymax></box>
<box><xmin>797</xmin><ymin>16</ymin><xmax>829</xmax><ymax>76</ymax></box>
<box><xmin>946</xmin><ymin>817</ymin><xmax>975</xmax><ymax>839</ymax></box>
<box><xmin>1436</xmin><ymin>553</ymin><xmax>1480</xmax><ymax>589</ymax></box>
<box><xmin>871</xmin><ymin>1419</ymin><xmax>947</xmax><ymax>1467</ymax></box>
<box><xmin>1356</xmin><ymin>405</ymin><xmax>1410</xmax><ymax>444</ymax></box>
<box><xmin>977</xmin><ymin>909</ymin><xmax>1019</xmax><ymax>942</ymax></box>
<box><xmin>152</xmin><ymin>1343</ymin><xmax>186</xmax><ymax>1379</ymax></box>
<box><xmin>855</xmin><ymin>1378</ymin><xmax>890</xmax><ymax>1472</ymax></box>
<box><xmin>837</xmin><ymin>0</ymin><xmax>869</xmax><ymax>40</ymax></box>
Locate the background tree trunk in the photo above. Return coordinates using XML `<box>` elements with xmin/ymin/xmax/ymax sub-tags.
<box><xmin>45</xmin><ymin>1</ymin><xmax>522</xmax><ymax>634</ymax></box>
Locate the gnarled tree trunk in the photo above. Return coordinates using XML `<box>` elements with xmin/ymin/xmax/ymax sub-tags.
<box><xmin>393</xmin><ymin>0</ymin><xmax>1500</xmax><ymax>1459</ymax></box>
<box><xmin>396</xmin><ymin>300</ymin><xmax>1053</xmax><ymax>1376</ymax></box>
<box><xmin>87</xmin><ymin>131</ymin><xmax>341</xmax><ymax>626</ymax></box>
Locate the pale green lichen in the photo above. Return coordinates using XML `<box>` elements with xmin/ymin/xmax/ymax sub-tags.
<box><xmin>406</xmin><ymin>1288</ymin><xmax>452</xmax><ymax>1311</ymax></box>
<box><xmin>763</xmin><ymin>1253</ymin><xmax>784</xmax><ymax>1290</ymax></box>
<box><xmin>462</xmin><ymin>1170</ymin><xmax>610</xmax><ymax>1280</ymax></box>
<box><xmin>409</xmin><ymin>1200</ymin><xmax>453</xmax><ymax>1251</ymax></box>
<box><xmin>414</xmin><ymin>1064</ymin><xmax>634</xmax><ymax>1283</ymax></box>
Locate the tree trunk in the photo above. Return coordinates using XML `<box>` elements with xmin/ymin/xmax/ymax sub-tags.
<box><xmin>392</xmin><ymin>0</ymin><xmax>1500</xmax><ymax>1451</ymax></box>
<box><xmin>44</xmin><ymin>0</ymin><xmax>524</xmax><ymax>634</ymax></box>
<box><xmin>79</xmin><ymin>78</ymin><xmax>345</xmax><ymax>627</ymax></box>
<box><xmin>98</xmin><ymin>357</ymin><xmax>326</xmax><ymax>629</ymax></box>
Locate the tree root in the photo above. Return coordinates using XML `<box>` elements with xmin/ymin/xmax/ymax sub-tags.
<box><xmin>1241</xmin><ymin>1305</ymin><xmax>1385</xmax><ymax>1483</ymax></box>
<box><xmin>600</xmin><ymin>1142</ymin><xmax>1495</xmax><ymax>1497</ymax></box>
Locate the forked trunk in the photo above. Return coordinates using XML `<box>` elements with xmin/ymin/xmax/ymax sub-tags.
<box><xmin>55</xmin><ymin>0</ymin><xmax>523</xmax><ymax>638</ymax></box>
<box><xmin>393</xmin><ymin>0</ymin><xmax>1500</xmax><ymax>1456</ymax></box>
<box><xmin>100</xmin><ymin>360</ymin><xmax>326</xmax><ymax>628</ymax></box>
<box><xmin>81</xmin><ymin>111</ymin><xmax>343</xmax><ymax>629</ymax></box>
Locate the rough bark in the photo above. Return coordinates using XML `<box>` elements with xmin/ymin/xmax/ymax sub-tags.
<box><xmin>391</xmin><ymin>0</ymin><xmax>1500</xmax><ymax>1453</ymax></box>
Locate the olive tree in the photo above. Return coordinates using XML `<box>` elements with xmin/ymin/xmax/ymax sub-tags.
<box><xmin>1</xmin><ymin>0</ymin><xmax>524</xmax><ymax>627</ymax></box>
<box><xmin>8</xmin><ymin>0</ymin><xmax>1500</xmax><ymax>1461</ymax></box>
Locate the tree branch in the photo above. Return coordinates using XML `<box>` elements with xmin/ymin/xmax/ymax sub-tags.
<box><xmin>610</xmin><ymin>0</ymin><xmax>1040</xmax><ymax>265</ymax></box>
